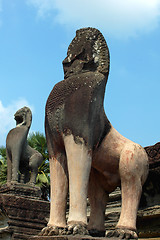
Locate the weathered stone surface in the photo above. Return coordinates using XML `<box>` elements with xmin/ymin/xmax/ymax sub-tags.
<box><xmin>0</xmin><ymin>183</ymin><xmax>42</xmax><ymax>199</ymax></box>
<box><xmin>102</xmin><ymin>142</ymin><xmax>160</xmax><ymax>238</ymax></box>
<box><xmin>0</xmin><ymin>184</ymin><xmax>49</xmax><ymax>240</ymax></box>
<box><xmin>142</xmin><ymin>142</ymin><xmax>160</xmax><ymax>208</ymax></box>
<box><xmin>136</xmin><ymin>142</ymin><xmax>160</xmax><ymax>237</ymax></box>
<box><xmin>29</xmin><ymin>236</ymin><xmax>160</xmax><ymax>240</ymax></box>
<box><xmin>44</xmin><ymin>26</ymin><xmax>148</xmax><ymax>239</ymax></box>
<box><xmin>0</xmin><ymin>226</ymin><xmax>12</xmax><ymax>240</ymax></box>
<box><xmin>137</xmin><ymin>206</ymin><xmax>160</xmax><ymax>238</ymax></box>
<box><xmin>29</xmin><ymin>141</ymin><xmax>160</xmax><ymax>239</ymax></box>
<box><xmin>6</xmin><ymin>106</ymin><xmax>43</xmax><ymax>185</ymax></box>
<box><xmin>145</xmin><ymin>142</ymin><xmax>160</xmax><ymax>169</ymax></box>
<box><xmin>30</xmin><ymin>236</ymin><xmax>116</xmax><ymax>240</ymax></box>
<box><xmin>104</xmin><ymin>188</ymin><xmax>121</xmax><ymax>231</ymax></box>
<box><xmin>103</xmin><ymin>185</ymin><xmax>160</xmax><ymax>238</ymax></box>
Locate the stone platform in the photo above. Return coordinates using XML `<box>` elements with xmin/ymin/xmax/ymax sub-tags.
<box><xmin>29</xmin><ymin>236</ymin><xmax>160</xmax><ymax>240</ymax></box>
<box><xmin>0</xmin><ymin>183</ymin><xmax>50</xmax><ymax>240</ymax></box>
<box><xmin>30</xmin><ymin>236</ymin><xmax>118</xmax><ymax>240</ymax></box>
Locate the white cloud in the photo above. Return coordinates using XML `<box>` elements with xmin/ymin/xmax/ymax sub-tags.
<box><xmin>0</xmin><ymin>99</ymin><xmax>34</xmax><ymax>146</ymax></box>
<box><xmin>26</xmin><ymin>0</ymin><xmax>160</xmax><ymax>39</ymax></box>
<box><xmin>27</xmin><ymin>0</ymin><xmax>55</xmax><ymax>17</ymax></box>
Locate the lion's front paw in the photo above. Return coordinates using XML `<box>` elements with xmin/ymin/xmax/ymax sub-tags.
<box><xmin>39</xmin><ymin>226</ymin><xmax>68</xmax><ymax>236</ymax></box>
<box><xmin>88</xmin><ymin>229</ymin><xmax>105</xmax><ymax>237</ymax></box>
<box><xmin>68</xmin><ymin>223</ymin><xmax>89</xmax><ymax>235</ymax></box>
<box><xmin>106</xmin><ymin>228</ymin><xmax>138</xmax><ymax>239</ymax></box>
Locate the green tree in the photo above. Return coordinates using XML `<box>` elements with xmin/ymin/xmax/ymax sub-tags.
<box><xmin>28</xmin><ymin>132</ymin><xmax>50</xmax><ymax>200</ymax></box>
<box><xmin>0</xmin><ymin>147</ymin><xmax>7</xmax><ymax>185</ymax></box>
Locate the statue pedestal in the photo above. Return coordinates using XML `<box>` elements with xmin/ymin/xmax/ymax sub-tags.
<box><xmin>29</xmin><ymin>237</ymin><xmax>160</xmax><ymax>240</ymax></box>
<box><xmin>30</xmin><ymin>236</ymin><xmax>113</xmax><ymax>240</ymax></box>
<box><xmin>0</xmin><ymin>183</ymin><xmax>49</xmax><ymax>240</ymax></box>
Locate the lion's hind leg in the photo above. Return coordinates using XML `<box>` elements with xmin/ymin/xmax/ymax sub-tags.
<box><xmin>88</xmin><ymin>167</ymin><xmax>108</xmax><ymax>237</ymax></box>
<box><xmin>106</xmin><ymin>142</ymin><xmax>148</xmax><ymax>239</ymax></box>
<box><xmin>29</xmin><ymin>152</ymin><xmax>43</xmax><ymax>185</ymax></box>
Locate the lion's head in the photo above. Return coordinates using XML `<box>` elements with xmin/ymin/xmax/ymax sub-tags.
<box><xmin>62</xmin><ymin>27</ymin><xmax>110</xmax><ymax>79</ymax></box>
<box><xmin>14</xmin><ymin>106</ymin><xmax>32</xmax><ymax>128</ymax></box>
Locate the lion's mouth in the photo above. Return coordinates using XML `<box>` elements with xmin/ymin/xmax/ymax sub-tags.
<box><xmin>15</xmin><ymin>115</ymin><xmax>23</xmax><ymax>125</ymax></box>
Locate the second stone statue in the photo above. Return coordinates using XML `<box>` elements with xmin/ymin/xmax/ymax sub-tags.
<box><xmin>6</xmin><ymin>106</ymin><xmax>43</xmax><ymax>185</ymax></box>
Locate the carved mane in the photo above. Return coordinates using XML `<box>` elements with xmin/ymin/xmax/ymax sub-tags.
<box><xmin>63</xmin><ymin>27</ymin><xmax>110</xmax><ymax>78</ymax></box>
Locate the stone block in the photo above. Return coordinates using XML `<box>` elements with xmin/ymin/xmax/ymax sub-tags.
<box><xmin>29</xmin><ymin>236</ymin><xmax>115</xmax><ymax>240</ymax></box>
<box><xmin>0</xmin><ymin>183</ymin><xmax>49</xmax><ymax>240</ymax></box>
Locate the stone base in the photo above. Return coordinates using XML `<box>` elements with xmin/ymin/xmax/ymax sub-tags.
<box><xmin>29</xmin><ymin>236</ymin><xmax>114</xmax><ymax>240</ymax></box>
<box><xmin>104</xmin><ymin>188</ymin><xmax>160</xmax><ymax>238</ymax></box>
<box><xmin>0</xmin><ymin>227</ymin><xmax>12</xmax><ymax>240</ymax></box>
<box><xmin>137</xmin><ymin>205</ymin><xmax>160</xmax><ymax>238</ymax></box>
<box><xmin>29</xmin><ymin>236</ymin><xmax>160</xmax><ymax>240</ymax></box>
<box><xmin>0</xmin><ymin>183</ymin><xmax>42</xmax><ymax>199</ymax></box>
<box><xmin>0</xmin><ymin>183</ymin><xmax>50</xmax><ymax>240</ymax></box>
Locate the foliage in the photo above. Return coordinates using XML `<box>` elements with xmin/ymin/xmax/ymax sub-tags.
<box><xmin>0</xmin><ymin>146</ymin><xmax>7</xmax><ymax>185</ymax></box>
<box><xmin>28</xmin><ymin>132</ymin><xmax>50</xmax><ymax>200</ymax></box>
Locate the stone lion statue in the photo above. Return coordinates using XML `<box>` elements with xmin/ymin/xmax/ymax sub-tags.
<box><xmin>41</xmin><ymin>28</ymin><xmax>149</xmax><ymax>239</ymax></box>
<box><xmin>6</xmin><ymin>106</ymin><xmax>43</xmax><ymax>185</ymax></box>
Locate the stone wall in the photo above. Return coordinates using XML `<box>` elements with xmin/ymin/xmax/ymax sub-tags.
<box><xmin>0</xmin><ymin>183</ymin><xmax>49</xmax><ymax>240</ymax></box>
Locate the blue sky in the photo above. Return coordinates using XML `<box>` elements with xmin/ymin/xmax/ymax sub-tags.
<box><xmin>0</xmin><ymin>0</ymin><xmax>160</xmax><ymax>147</ymax></box>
